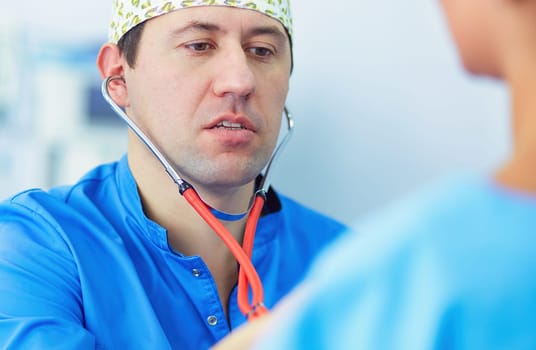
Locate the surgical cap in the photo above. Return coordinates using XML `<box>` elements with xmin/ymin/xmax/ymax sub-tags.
<box><xmin>109</xmin><ymin>0</ymin><xmax>293</xmax><ymax>44</ymax></box>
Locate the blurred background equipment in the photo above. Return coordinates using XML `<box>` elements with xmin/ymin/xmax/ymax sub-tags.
<box><xmin>0</xmin><ymin>9</ymin><xmax>126</xmax><ymax>199</ymax></box>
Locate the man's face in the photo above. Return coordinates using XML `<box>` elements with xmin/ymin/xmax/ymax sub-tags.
<box><xmin>122</xmin><ymin>6</ymin><xmax>292</xmax><ymax>191</ymax></box>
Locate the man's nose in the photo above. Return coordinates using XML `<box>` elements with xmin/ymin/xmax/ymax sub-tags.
<box><xmin>212</xmin><ymin>47</ymin><xmax>256</xmax><ymax>100</ymax></box>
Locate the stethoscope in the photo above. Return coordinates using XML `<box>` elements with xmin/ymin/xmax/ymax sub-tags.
<box><xmin>102</xmin><ymin>76</ymin><xmax>294</xmax><ymax>319</ymax></box>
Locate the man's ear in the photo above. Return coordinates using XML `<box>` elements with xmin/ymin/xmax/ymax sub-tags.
<box><xmin>97</xmin><ymin>43</ymin><xmax>129</xmax><ymax>107</ymax></box>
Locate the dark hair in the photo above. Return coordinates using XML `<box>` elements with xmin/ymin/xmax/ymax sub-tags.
<box><xmin>117</xmin><ymin>21</ymin><xmax>293</xmax><ymax>72</ymax></box>
<box><xmin>117</xmin><ymin>21</ymin><xmax>146</xmax><ymax>68</ymax></box>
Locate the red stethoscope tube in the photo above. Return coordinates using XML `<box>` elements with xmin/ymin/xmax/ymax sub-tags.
<box><xmin>182</xmin><ymin>187</ymin><xmax>268</xmax><ymax>319</ymax></box>
<box><xmin>239</xmin><ymin>195</ymin><xmax>269</xmax><ymax>318</ymax></box>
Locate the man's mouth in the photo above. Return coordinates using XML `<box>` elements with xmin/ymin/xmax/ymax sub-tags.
<box><xmin>214</xmin><ymin>120</ymin><xmax>248</xmax><ymax>130</ymax></box>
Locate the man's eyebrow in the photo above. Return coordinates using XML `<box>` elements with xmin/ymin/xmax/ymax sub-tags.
<box><xmin>247</xmin><ymin>25</ymin><xmax>288</xmax><ymax>44</ymax></box>
<box><xmin>169</xmin><ymin>21</ymin><xmax>222</xmax><ymax>37</ymax></box>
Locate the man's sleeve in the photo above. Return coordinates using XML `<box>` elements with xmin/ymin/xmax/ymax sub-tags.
<box><xmin>0</xmin><ymin>202</ymin><xmax>97</xmax><ymax>349</ymax></box>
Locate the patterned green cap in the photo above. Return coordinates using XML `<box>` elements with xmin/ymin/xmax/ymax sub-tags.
<box><xmin>109</xmin><ymin>0</ymin><xmax>293</xmax><ymax>44</ymax></box>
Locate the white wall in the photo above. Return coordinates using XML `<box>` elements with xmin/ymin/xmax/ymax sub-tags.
<box><xmin>275</xmin><ymin>0</ymin><xmax>509</xmax><ymax>223</ymax></box>
<box><xmin>1</xmin><ymin>0</ymin><xmax>510</xmax><ymax>225</ymax></box>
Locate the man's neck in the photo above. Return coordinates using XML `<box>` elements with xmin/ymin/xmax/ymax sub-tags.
<box><xmin>495</xmin><ymin>74</ymin><xmax>536</xmax><ymax>193</ymax></box>
<box><xmin>127</xmin><ymin>143</ymin><xmax>256</xmax><ymax>255</ymax></box>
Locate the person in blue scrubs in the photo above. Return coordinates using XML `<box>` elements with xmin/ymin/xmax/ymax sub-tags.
<box><xmin>213</xmin><ymin>0</ymin><xmax>536</xmax><ymax>349</ymax></box>
<box><xmin>0</xmin><ymin>2</ymin><xmax>346</xmax><ymax>349</ymax></box>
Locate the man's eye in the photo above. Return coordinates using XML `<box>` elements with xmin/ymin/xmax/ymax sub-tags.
<box><xmin>186</xmin><ymin>42</ymin><xmax>213</xmax><ymax>51</ymax></box>
<box><xmin>248</xmin><ymin>47</ymin><xmax>274</xmax><ymax>57</ymax></box>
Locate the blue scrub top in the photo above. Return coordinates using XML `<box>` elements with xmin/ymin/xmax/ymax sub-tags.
<box><xmin>0</xmin><ymin>155</ymin><xmax>346</xmax><ymax>350</ymax></box>
<box><xmin>252</xmin><ymin>174</ymin><xmax>536</xmax><ymax>350</ymax></box>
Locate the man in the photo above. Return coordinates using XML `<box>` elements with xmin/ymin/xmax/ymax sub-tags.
<box><xmin>0</xmin><ymin>1</ymin><xmax>346</xmax><ymax>349</ymax></box>
<box><xmin>213</xmin><ymin>0</ymin><xmax>536</xmax><ymax>349</ymax></box>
